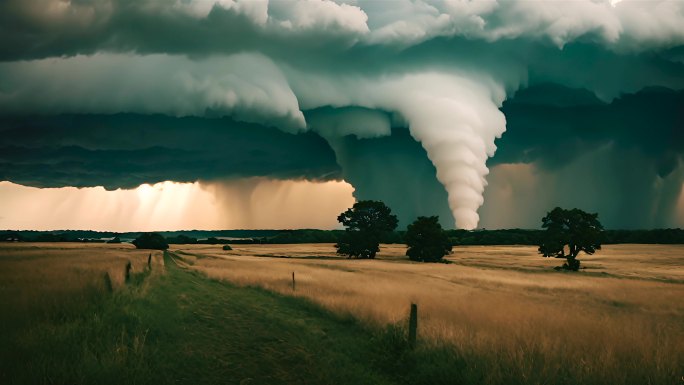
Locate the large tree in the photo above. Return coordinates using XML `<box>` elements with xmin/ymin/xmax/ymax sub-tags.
<box><xmin>538</xmin><ymin>207</ymin><xmax>603</xmax><ymax>271</ymax></box>
<box><xmin>405</xmin><ymin>216</ymin><xmax>452</xmax><ymax>262</ymax></box>
<box><xmin>335</xmin><ymin>200</ymin><xmax>398</xmax><ymax>259</ymax></box>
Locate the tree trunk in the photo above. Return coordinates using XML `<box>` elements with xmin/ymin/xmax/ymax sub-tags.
<box><xmin>565</xmin><ymin>256</ymin><xmax>581</xmax><ymax>271</ymax></box>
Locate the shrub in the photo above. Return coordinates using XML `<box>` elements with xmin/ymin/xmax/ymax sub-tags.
<box><xmin>132</xmin><ymin>233</ymin><xmax>169</xmax><ymax>250</ymax></box>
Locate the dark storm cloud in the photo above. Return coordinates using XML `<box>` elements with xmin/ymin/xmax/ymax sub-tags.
<box><xmin>494</xmin><ymin>86</ymin><xmax>684</xmax><ymax>175</ymax></box>
<box><xmin>0</xmin><ymin>114</ymin><xmax>341</xmax><ymax>189</ymax></box>
<box><xmin>1</xmin><ymin>0</ymin><xmax>684</xmax><ymax>229</ymax></box>
<box><xmin>0</xmin><ymin>0</ymin><xmax>367</xmax><ymax>61</ymax></box>
<box><xmin>2</xmin><ymin>0</ymin><xmax>683</xmax><ymax>61</ymax></box>
<box><xmin>478</xmin><ymin>85</ymin><xmax>684</xmax><ymax>229</ymax></box>
<box><xmin>325</xmin><ymin>127</ymin><xmax>452</xmax><ymax>229</ymax></box>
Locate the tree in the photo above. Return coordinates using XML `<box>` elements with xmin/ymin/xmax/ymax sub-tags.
<box><xmin>405</xmin><ymin>216</ymin><xmax>452</xmax><ymax>262</ymax></box>
<box><xmin>538</xmin><ymin>207</ymin><xmax>603</xmax><ymax>271</ymax></box>
<box><xmin>335</xmin><ymin>200</ymin><xmax>398</xmax><ymax>259</ymax></box>
<box><xmin>132</xmin><ymin>232</ymin><xmax>169</xmax><ymax>250</ymax></box>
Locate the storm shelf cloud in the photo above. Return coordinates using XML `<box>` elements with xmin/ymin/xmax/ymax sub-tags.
<box><xmin>1</xmin><ymin>0</ymin><xmax>683</xmax><ymax>229</ymax></box>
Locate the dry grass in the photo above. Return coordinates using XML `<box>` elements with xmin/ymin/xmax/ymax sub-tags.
<box><xmin>177</xmin><ymin>243</ymin><xmax>684</xmax><ymax>384</ymax></box>
<box><xmin>0</xmin><ymin>243</ymin><xmax>167</xmax><ymax>385</ymax></box>
<box><xmin>1</xmin><ymin>242</ymin><xmax>681</xmax><ymax>384</ymax></box>
<box><xmin>0</xmin><ymin>243</ymin><xmax>160</xmax><ymax>326</ymax></box>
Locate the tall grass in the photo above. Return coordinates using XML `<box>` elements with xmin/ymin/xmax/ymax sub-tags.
<box><xmin>1</xmin><ymin>243</ymin><xmax>681</xmax><ymax>384</ymax></box>
<box><xmin>0</xmin><ymin>244</ymin><xmax>160</xmax><ymax>385</ymax></box>
<box><xmin>184</xmin><ymin>243</ymin><xmax>684</xmax><ymax>385</ymax></box>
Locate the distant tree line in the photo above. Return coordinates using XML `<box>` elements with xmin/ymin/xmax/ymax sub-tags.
<box><xmin>3</xmin><ymin>228</ymin><xmax>684</xmax><ymax>245</ymax></box>
<box><xmin>0</xmin><ymin>232</ymin><xmax>112</xmax><ymax>243</ymax></box>
<box><xmin>164</xmin><ymin>235</ymin><xmax>234</xmax><ymax>245</ymax></box>
<box><xmin>445</xmin><ymin>229</ymin><xmax>542</xmax><ymax>245</ymax></box>
<box><xmin>445</xmin><ymin>228</ymin><xmax>684</xmax><ymax>246</ymax></box>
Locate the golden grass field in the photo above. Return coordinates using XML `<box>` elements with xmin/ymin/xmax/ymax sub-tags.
<box><xmin>174</xmin><ymin>243</ymin><xmax>684</xmax><ymax>384</ymax></box>
<box><xmin>0</xmin><ymin>242</ymin><xmax>682</xmax><ymax>384</ymax></box>
<box><xmin>0</xmin><ymin>243</ymin><xmax>161</xmax><ymax>325</ymax></box>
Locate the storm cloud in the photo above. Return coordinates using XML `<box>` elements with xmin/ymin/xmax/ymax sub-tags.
<box><xmin>0</xmin><ymin>114</ymin><xmax>340</xmax><ymax>189</ymax></box>
<box><xmin>1</xmin><ymin>0</ymin><xmax>683</xmax><ymax>229</ymax></box>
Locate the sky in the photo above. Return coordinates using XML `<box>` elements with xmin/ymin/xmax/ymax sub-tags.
<box><xmin>0</xmin><ymin>0</ymin><xmax>683</xmax><ymax>231</ymax></box>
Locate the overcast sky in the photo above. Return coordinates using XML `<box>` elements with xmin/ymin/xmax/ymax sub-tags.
<box><xmin>1</xmin><ymin>0</ymin><xmax>683</xmax><ymax>230</ymax></box>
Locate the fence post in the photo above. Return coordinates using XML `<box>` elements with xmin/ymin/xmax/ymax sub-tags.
<box><xmin>147</xmin><ymin>253</ymin><xmax>152</xmax><ymax>269</ymax></box>
<box><xmin>409</xmin><ymin>303</ymin><xmax>418</xmax><ymax>349</ymax></box>
<box><xmin>103</xmin><ymin>272</ymin><xmax>113</xmax><ymax>293</ymax></box>
<box><xmin>292</xmin><ymin>272</ymin><xmax>296</xmax><ymax>291</ymax></box>
<box><xmin>125</xmin><ymin>261</ymin><xmax>132</xmax><ymax>283</ymax></box>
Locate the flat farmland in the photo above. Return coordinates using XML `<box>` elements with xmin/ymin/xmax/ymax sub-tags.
<box><xmin>1</xmin><ymin>242</ymin><xmax>682</xmax><ymax>384</ymax></box>
<box><xmin>176</xmin><ymin>243</ymin><xmax>684</xmax><ymax>384</ymax></box>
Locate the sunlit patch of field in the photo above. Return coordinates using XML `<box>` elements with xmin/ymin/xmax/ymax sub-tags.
<box><xmin>178</xmin><ymin>243</ymin><xmax>684</xmax><ymax>384</ymax></box>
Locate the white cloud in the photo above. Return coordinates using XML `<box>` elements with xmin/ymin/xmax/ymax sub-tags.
<box><xmin>0</xmin><ymin>53</ymin><xmax>306</xmax><ymax>132</ymax></box>
<box><xmin>361</xmin><ymin>0</ymin><xmax>684</xmax><ymax>51</ymax></box>
<box><xmin>272</xmin><ymin>0</ymin><xmax>369</xmax><ymax>34</ymax></box>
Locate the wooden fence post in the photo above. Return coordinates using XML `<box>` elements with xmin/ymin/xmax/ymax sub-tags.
<box><xmin>103</xmin><ymin>272</ymin><xmax>113</xmax><ymax>293</ymax></box>
<box><xmin>125</xmin><ymin>261</ymin><xmax>132</xmax><ymax>283</ymax></box>
<box><xmin>409</xmin><ymin>303</ymin><xmax>418</xmax><ymax>349</ymax></box>
<box><xmin>292</xmin><ymin>272</ymin><xmax>296</xmax><ymax>291</ymax></box>
<box><xmin>147</xmin><ymin>253</ymin><xmax>152</xmax><ymax>269</ymax></box>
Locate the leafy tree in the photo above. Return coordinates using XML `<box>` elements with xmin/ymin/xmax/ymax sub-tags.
<box><xmin>405</xmin><ymin>216</ymin><xmax>452</xmax><ymax>262</ymax></box>
<box><xmin>132</xmin><ymin>232</ymin><xmax>169</xmax><ymax>250</ymax></box>
<box><xmin>538</xmin><ymin>207</ymin><xmax>603</xmax><ymax>271</ymax></box>
<box><xmin>335</xmin><ymin>200</ymin><xmax>398</xmax><ymax>259</ymax></box>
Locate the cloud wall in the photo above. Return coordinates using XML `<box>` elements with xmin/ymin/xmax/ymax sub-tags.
<box><xmin>1</xmin><ymin>0</ymin><xmax>683</xmax><ymax>229</ymax></box>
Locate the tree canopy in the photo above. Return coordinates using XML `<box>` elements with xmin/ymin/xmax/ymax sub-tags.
<box><xmin>538</xmin><ymin>207</ymin><xmax>603</xmax><ymax>271</ymax></box>
<box><xmin>335</xmin><ymin>200</ymin><xmax>398</xmax><ymax>259</ymax></box>
<box><xmin>405</xmin><ymin>216</ymin><xmax>452</xmax><ymax>262</ymax></box>
<box><xmin>132</xmin><ymin>232</ymin><xmax>169</xmax><ymax>250</ymax></box>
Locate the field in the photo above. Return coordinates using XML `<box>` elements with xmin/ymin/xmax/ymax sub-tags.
<box><xmin>0</xmin><ymin>243</ymin><xmax>156</xmax><ymax>329</ymax></box>
<box><xmin>0</xmin><ymin>242</ymin><xmax>682</xmax><ymax>384</ymax></box>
